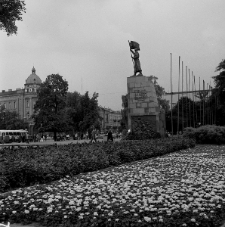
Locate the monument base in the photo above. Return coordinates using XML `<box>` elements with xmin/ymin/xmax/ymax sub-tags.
<box><xmin>127</xmin><ymin>75</ymin><xmax>165</xmax><ymax>137</ymax></box>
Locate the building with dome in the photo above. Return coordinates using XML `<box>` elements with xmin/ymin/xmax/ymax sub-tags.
<box><xmin>0</xmin><ymin>67</ymin><xmax>42</xmax><ymax>135</ymax></box>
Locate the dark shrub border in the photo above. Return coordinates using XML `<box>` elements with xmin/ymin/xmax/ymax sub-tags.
<box><xmin>0</xmin><ymin>137</ymin><xmax>195</xmax><ymax>193</ymax></box>
<box><xmin>183</xmin><ymin>125</ymin><xmax>225</xmax><ymax>145</ymax></box>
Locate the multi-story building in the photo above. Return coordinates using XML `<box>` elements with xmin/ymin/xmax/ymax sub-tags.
<box><xmin>98</xmin><ymin>106</ymin><xmax>122</xmax><ymax>132</ymax></box>
<box><xmin>0</xmin><ymin>67</ymin><xmax>42</xmax><ymax>135</ymax></box>
<box><xmin>0</xmin><ymin>67</ymin><xmax>122</xmax><ymax>134</ymax></box>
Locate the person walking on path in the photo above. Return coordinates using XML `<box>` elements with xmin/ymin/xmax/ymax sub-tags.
<box><xmin>107</xmin><ymin>129</ymin><xmax>113</xmax><ymax>142</ymax></box>
<box><xmin>90</xmin><ymin>128</ymin><xmax>97</xmax><ymax>143</ymax></box>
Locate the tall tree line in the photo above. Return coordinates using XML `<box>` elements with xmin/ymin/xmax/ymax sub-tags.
<box><xmin>33</xmin><ymin>74</ymin><xmax>100</xmax><ymax>141</ymax></box>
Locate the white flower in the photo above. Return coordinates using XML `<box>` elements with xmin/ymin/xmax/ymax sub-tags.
<box><xmin>47</xmin><ymin>208</ymin><xmax>53</xmax><ymax>213</ymax></box>
<box><xmin>24</xmin><ymin>210</ymin><xmax>29</xmax><ymax>214</ymax></box>
<box><xmin>191</xmin><ymin>218</ymin><xmax>196</xmax><ymax>222</ymax></box>
<box><xmin>76</xmin><ymin>207</ymin><xmax>82</xmax><ymax>212</ymax></box>
<box><xmin>69</xmin><ymin>201</ymin><xmax>75</xmax><ymax>205</ymax></box>
<box><xmin>144</xmin><ymin>217</ymin><xmax>151</xmax><ymax>222</ymax></box>
<box><xmin>12</xmin><ymin>211</ymin><xmax>17</xmax><ymax>214</ymax></box>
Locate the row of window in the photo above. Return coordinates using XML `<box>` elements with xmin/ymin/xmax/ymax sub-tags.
<box><xmin>25</xmin><ymin>88</ymin><xmax>37</xmax><ymax>93</ymax></box>
<box><xmin>105</xmin><ymin>114</ymin><xmax>122</xmax><ymax>121</ymax></box>
<box><xmin>0</xmin><ymin>99</ymin><xmax>36</xmax><ymax>109</ymax></box>
<box><xmin>0</xmin><ymin>102</ymin><xmax>16</xmax><ymax>109</ymax></box>
<box><xmin>26</xmin><ymin>99</ymin><xmax>36</xmax><ymax>108</ymax></box>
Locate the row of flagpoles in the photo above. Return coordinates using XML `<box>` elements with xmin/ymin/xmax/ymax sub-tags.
<box><xmin>167</xmin><ymin>53</ymin><xmax>217</xmax><ymax>136</ymax></box>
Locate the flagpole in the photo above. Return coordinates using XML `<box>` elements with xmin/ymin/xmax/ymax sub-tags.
<box><xmin>186</xmin><ymin>66</ymin><xmax>188</xmax><ymax>127</ymax></box>
<box><xmin>177</xmin><ymin>56</ymin><xmax>180</xmax><ymax>135</ymax></box>
<box><xmin>194</xmin><ymin>75</ymin><xmax>197</xmax><ymax>126</ymax></box>
<box><xmin>192</xmin><ymin>71</ymin><xmax>195</xmax><ymax>127</ymax></box>
<box><xmin>182</xmin><ymin>61</ymin><xmax>184</xmax><ymax>132</ymax></box>
<box><xmin>189</xmin><ymin>69</ymin><xmax>191</xmax><ymax>127</ymax></box>
<box><xmin>170</xmin><ymin>53</ymin><xmax>173</xmax><ymax>136</ymax></box>
<box><xmin>203</xmin><ymin>80</ymin><xmax>205</xmax><ymax>125</ymax></box>
<box><xmin>199</xmin><ymin>77</ymin><xmax>201</xmax><ymax>126</ymax></box>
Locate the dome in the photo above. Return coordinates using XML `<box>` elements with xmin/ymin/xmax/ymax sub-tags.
<box><xmin>25</xmin><ymin>67</ymin><xmax>42</xmax><ymax>85</ymax></box>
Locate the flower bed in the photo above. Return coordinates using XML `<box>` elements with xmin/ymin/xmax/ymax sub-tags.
<box><xmin>0</xmin><ymin>137</ymin><xmax>195</xmax><ymax>193</ymax></box>
<box><xmin>0</xmin><ymin>145</ymin><xmax>225</xmax><ymax>226</ymax></box>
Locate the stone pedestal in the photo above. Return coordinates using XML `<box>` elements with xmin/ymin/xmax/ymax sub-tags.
<box><xmin>127</xmin><ymin>75</ymin><xmax>165</xmax><ymax>135</ymax></box>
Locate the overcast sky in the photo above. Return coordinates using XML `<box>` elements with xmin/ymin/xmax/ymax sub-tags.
<box><xmin>1</xmin><ymin>0</ymin><xmax>225</xmax><ymax>110</ymax></box>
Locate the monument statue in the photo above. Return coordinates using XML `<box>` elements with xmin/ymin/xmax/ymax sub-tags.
<box><xmin>128</xmin><ymin>41</ymin><xmax>143</xmax><ymax>76</ymax></box>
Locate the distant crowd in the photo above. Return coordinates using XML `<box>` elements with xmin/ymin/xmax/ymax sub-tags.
<box><xmin>31</xmin><ymin>128</ymin><xmax>121</xmax><ymax>143</ymax></box>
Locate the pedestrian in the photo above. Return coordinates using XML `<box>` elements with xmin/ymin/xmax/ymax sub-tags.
<box><xmin>90</xmin><ymin>128</ymin><xmax>97</xmax><ymax>143</ymax></box>
<box><xmin>107</xmin><ymin>129</ymin><xmax>113</xmax><ymax>142</ymax></box>
<box><xmin>25</xmin><ymin>133</ymin><xmax>29</xmax><ymax>144</ymax></box>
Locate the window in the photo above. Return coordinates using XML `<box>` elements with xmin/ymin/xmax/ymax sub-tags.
<box><xmin>14</xmin><ymin>101</ymin><xmax>16</xmax><ymax>109</ymax></box>
<box><xmin>9</xmin><ymin>102</ymin><xmax>11</xmax><ymax>109</ymax></box>
<box><xmin>26</xmin><ymin>100</ymin><xmax>29</xmax><ymax>108</ymax></box>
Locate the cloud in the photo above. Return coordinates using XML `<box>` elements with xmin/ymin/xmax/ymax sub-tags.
<box><xmin>1</xmin><ymin>0</ymin><xmax>225</xmax><ymax>110</ymax></box>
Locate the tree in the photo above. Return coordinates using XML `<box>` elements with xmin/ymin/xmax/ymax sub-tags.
<box><xmin>66</xmin><ymin>91</ymin><xmax>82</xmax><ymax>132</ymax></box>
<box><xmin>149</xmin><ymin>76</ymin><xmax>170</xmax><ymax>112</ymax></box>
<box><xmin>212</xmin><ymin>59</ymin><xmax>225</xmax><ymax>125</ymax></box>
<box><xmin>78</xmin><ymin>92</ymin><xmax>100</xmax><ymax>133</ymax></box>
<box><xmin>0</xmin><ymin>0</ymin><xmax>26</xmax><ymax>36</ymax></box>
<box><xmin>33</xmin><ymin>74</ymin><xmax>69</xmax><ymax>141</ymax></box>
<box><xmin>121</xmin><ymin>95</ymin><xmax>128</xmax><ymax>129</ymax></box>
<box><xmin>66</xmin><ymin>91</ymin><xmax>100</xmax><ymax>135</ymax></box>
<box><xmin>166</xmin><ymin>97</ymin><xmax>196</xmax><ymax>133</ymax></box>
<box><xmin>0</xmin><ymin>105</ymin><xmax>27</xmax><ymax>129</ymax></box>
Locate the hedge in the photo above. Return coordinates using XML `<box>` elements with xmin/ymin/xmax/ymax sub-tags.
<box><xmin>0</xmin><ymin>137</ymin><xmax>195</xmax><ymax>193</ymax></box>
<box><xmin>183</xmin><ymin>125</ymin><xmax>225</xmax><ymax>144</ymax></box>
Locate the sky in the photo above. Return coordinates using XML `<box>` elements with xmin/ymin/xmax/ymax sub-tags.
<box><xmin>1</xmin><ymin>0</ymin><xmax>225</xmax><ymax>110</ymax></box>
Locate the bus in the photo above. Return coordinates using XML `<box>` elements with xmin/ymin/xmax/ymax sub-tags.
<box><xmin>0</xmin><ymin>130</ymin><xmax>28</xmax><ymax>143</ymax></box>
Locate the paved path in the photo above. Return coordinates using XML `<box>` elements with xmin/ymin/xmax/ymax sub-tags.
<box><xmin>0</xmin><ymin>137</ymin><xmax>121</xmax><ymax>146</ymax></box>
<box><xmin>0</xmin><ymin>223</ymin><xmax>43</xmax><ymax>227</ymax></box>
<box><xmin>11</xmin><ymin>223</ymin><xmax>43</xmax><ymax>227</ymax></box>
<box><xmin>0</xmin><ymin>138</ymin><xmax>121</xmax><ymax>149</ymax></box>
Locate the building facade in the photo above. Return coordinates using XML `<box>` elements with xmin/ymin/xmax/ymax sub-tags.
<box><xmin>98</xmin><ymin>106</ymin><xmax>122</xmax><ymax>132</ymax></box>
<box><xmin>0</xmin><ymin>67</ymin><xmax>42</xmax><ymax>135</ymax></box>
<box><xmin>0</xmin><ymin>67</ymin><xmax>122</xmax><ymax>135</ymax></box>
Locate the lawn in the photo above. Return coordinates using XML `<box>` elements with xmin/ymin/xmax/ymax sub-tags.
<box><xmin>1</xmin><ymin>145</ymin><xmax>225</xmax><ymax>227</ymax></box>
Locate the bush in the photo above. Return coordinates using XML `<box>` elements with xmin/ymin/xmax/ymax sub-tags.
<box><xmin>183</xmin><ymin>125</ymin><xmax>225</xmax><ymax>145</ymax></box>
<box><xmin>123</xmin><ymin>119</ymin><xmax>161</xmax><ymax>140</ymax></box>
<box><xmin>0</xmin><ymin>137</ymin><xmax>195</xmax><ymax>193</ymax></box>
